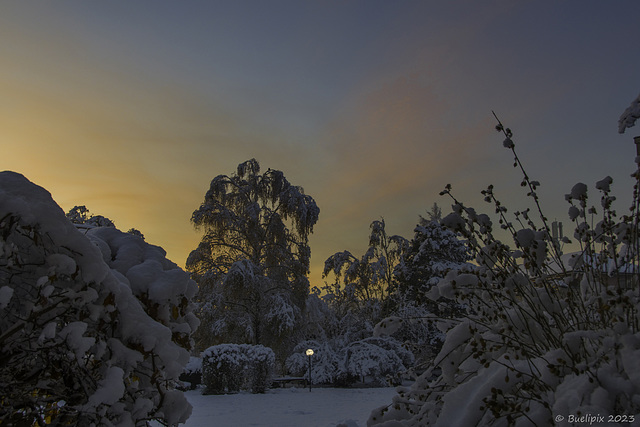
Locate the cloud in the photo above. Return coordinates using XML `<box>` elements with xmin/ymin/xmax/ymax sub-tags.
<box><xmin>316</xmin><ymin>72</ymin><xmax>493</xmax><ymax>223</ymax></box>
<box><xmin>300</xmin><ymin>68</ymin><xmax>500</xmax><ymax>287</ymax></box>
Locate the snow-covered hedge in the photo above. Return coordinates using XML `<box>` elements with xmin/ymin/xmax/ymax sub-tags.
<box><xmin>180</xmin><ymin>356</ymin><xmax>203</xmax><ymax>390</ymax></box>
<box><xmin>202</xmin><ymin>344</ymin><xmax>246</xmax><ymax>394</ymax></box>
<box><xmin>201</xmin><ymin>344</ymin><xmax>275</xmax><ymax>394</ymax></box>
<box><xmin>0</xmin><ymin>172</ymin><xmax>198</xmax><ymax>426</ymax></box>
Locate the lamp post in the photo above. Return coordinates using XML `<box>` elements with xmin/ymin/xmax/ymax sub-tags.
<box><xmin>306</xmin><ymin>348</ymin><xmax>314</xmax><ymax>392</ymax></box>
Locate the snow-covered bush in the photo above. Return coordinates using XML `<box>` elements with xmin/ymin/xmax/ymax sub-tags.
<box><xmin>342</xmin><ymin>338</ymin><xmax>410</xmax><ymax>386</ymax></box>
<box><xmin>376</xmin><ymin>300</ymin><xmax>446</xmax><ymax>370</ymax></box>
<box><xmin>202</xmin><ymin>344</ymin><xmax>246</xmax><ymax>394</ymax></box>
<box><xmin>286</xmin><ymin>340</ymin><xmax>340</xmax><ymax>385</ymax></box>
<box><xmin>0</xmin><ymin>172</ymin><xmax>198</xmax><ymax>426</ymax></box>
<box><xmin>247</xmin><ymin>344</ymin><xmax>277</xmax><ymax>393</ymax></box>
<box><xmin>201</xmin><ymin>344</ymin><xmax>275</xmax><ymax>394</ymax></box>
<box><xmin>286</xmin><ymin>336</ymin><xmax>413</xmax><ymax>387</ymax></box>
<box><xmin>369</xmin><ymin>120</ymin><xmax>640</xmax><ymax>425</ymax></box>
<box><xmin>84</xmin><ymin>226</ymin><xmax>199</xmax><ymax>353</ymax></box>
<box><xmin>358</xmin><ymin>337</ymin><xmax>415</xmax><ymax>373</ymax></box>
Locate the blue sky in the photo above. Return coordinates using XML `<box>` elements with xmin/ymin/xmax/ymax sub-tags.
<box><xmin>2</xmin><ymin>1</ymin><xmax>640</xmax><ymax>287</ymax></box>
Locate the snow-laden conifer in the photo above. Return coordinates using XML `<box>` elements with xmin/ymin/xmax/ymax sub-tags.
<box><xmin>395</xmin><ymin>214</ymin><xmax>471</xmax><ymax>309</ymax></box>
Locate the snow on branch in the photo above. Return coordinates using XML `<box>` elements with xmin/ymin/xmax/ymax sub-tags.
<box><xmin>618</xmin><ymin>92</ymin><xmax>640</xmax><ymax>133</ymax></box>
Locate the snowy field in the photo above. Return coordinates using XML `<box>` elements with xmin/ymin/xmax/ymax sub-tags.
<box><xmin>180</xmin><ymin>387</ymin><xmax>397</xmax><ymax>427</ymax></box>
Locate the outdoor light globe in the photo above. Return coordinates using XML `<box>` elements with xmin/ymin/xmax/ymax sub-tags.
<box><xmin>306</xmin><ymin>349</ymin><xmax>314</xmax><ymax>356</ymax></box>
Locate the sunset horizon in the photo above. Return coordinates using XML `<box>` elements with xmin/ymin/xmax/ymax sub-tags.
<box><xmin>3</xmin><ymin>1</ymin><xmax>640</xmax><ymax>289</ymax></box>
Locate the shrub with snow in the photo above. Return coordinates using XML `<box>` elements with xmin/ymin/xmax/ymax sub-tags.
<box><xmin>84</xmin><ymin>226</ymin><xmax>199</xmax><ymax>353</ymax></box>
<box><xmin>0</xmin><ymin>172</ymin><xmax>197</xmax><ymax>426</ymax></box>
<box><xmin>286</xmin><ymin>340</ymin><xmax>340</xmax><ymax>385</ymax></box>
<box><xmin>202</xmin><ymin>344</ymin><xmax>246</xmax><ymax>394</ymax></box>
<box><xmin>247</xmin><ymin>344</ymin><xmax>277</xmax><ymax>393</ymax></box>
<box><xmin>201</xmin><ymin>344</ymin><xmax>275</xmax><ymax>394</ymax></box>
<box><xmin>286</xmin><ymin>336</ymin><xmax>413</xmax><ymax>387</ymax></box>
<box><xmin>370</xmin><ymin>121</ymin><xmax>640</xmax><ymax>425</ymax></box>
<box><xmin>376</xmin><ymin>300</ymin><xmax>446</xmax><ymax>369</ymax></box>
<box><xmin>342</xmin><ymin>339</ymin><xmax>406</xmax><ymax>386</ymax></box>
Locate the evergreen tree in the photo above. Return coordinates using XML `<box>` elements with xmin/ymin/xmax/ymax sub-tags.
<box><xmin>395</xmin><ymin>212</ymin><xmax>471</xmax><ymax>310</ymax></box>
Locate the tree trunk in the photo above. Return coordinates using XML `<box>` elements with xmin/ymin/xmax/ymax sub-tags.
<box><xmin>253</xmin><ymin>313</ymin><xmax>261</xmax><ymax>345</ymax></box>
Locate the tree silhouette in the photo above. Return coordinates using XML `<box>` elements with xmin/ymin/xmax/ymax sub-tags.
<box><xmin>187</xmin><ymin>159</ymin><xmax>319</xmax><ymax>353</ymax></box>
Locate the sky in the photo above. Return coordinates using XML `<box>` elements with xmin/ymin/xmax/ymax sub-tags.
<box><xmin>2</xmin><ymin>1</ymin><xmax>640</xmax><ymax>288</ymax></box>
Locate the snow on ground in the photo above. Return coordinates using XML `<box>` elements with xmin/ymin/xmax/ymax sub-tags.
<box><xmin>180</xmin><ymin>387</ymin><xmax>397</xmax><ymax>427</ymax></box>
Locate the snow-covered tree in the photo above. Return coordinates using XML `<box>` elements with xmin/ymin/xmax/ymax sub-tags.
<box><xmin>302</xmin><ymin>291</ymin><xmax>339</xmax><ymax>341</ymax></box>
<box><xmin>66</xmin><ymin>204</ymin><xmax>91</xmax><ymax>224</ymax></box>
<box><xmin>312</xmin><ymin>221</ymin><xmax>421</xmax><ymax>384</ymax></box>
<box><xmin>187</xmin><ymin>159</ymin><xmax>320</xmax><ymax>355</ymax></box>
<box><xmin>0</xmin><ymin>172</ymin><xmax>197</xmax><ymax>426</ymax></box>
<box><xmin>323</xmin><ymin>218</ymin><xmax>407</xmax><ymax>304</ymax></box>
<box><xmin>66</xmin><ymin>205</ymin><xmax>116</xmax><ymax>228</ymax></box>
<box><xmin>425</xmin><ymin>202</ymin><xmax>442</xmax><ymax>222</ymax></box>
<box><xmin>126</xmin><ymin>228</ymin><xmax>145</xmax><ymax>240</ymax></box>
<box><xmin>395</xmin><ymin>214</ymin><xmax>471</xmax><ymax>310</ymax></box>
